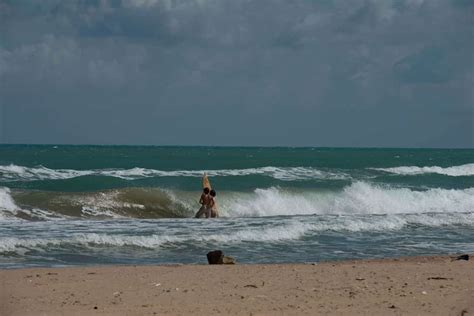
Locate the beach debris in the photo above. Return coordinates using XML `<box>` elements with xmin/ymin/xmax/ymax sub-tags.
<box><xmin>244</xmin><ymin>284</ymin><xmax>258</xmax><ymax>288</ymax></box>
<box><xmin>355</xmin><ymin>277</ymin><xmax>365</xmax><ymax>281</ymax></box>
<box><xmin>207</xmin><ymin>250</ymin><xmax>236</xmax><ymax>264</ymax></box>
<box><xmin>93</xmin><ymin>306</ymin><xmax>98</xmax><ymax>310</ymax></box>
<box><xmin>421</xmin><ymin>291</ymin><xmax>427</xmax><ymax>295</ymax></box>
<box><xmin>149</xmin><ymin>282</ymin><xmax>162</xmax><ymax>287</ymax></box>
<box><xmin>427</xmin><ymin>277</ymin><xmax>451</xmax><ymax>280</ymax></box>
<box><xmin>389</xmin><ymin>305</ymin><xmax>396</xmax><ymax>309</ymax></box>
<box><xmin>454</xmin><ymin>254</ymin><xmax>469</xmax><ymax>261</ymax></box>
<box><xmin>223</xmin><ymin>256</ymin><xmax>236</xmax><ymax>264</ymax></box>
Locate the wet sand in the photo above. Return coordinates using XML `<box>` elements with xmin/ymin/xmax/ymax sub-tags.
<box><xmin>1</xmin><ymin>255</ymin><xmax>473</xmax><ymax>315</ymax></box>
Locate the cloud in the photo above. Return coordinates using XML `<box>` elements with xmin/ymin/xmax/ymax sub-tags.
<box><xmin>0</xmin><ymin>0</ymin><xmax>472</xmax><ymax>146</ymax></box>
<box><xmin>123</xmin><ymin>0</ymin><xmax>160</xmax><ymax>7</ymax></box>
<box><xmin>1</xmin><ymin>34</ymin><xmax>149</xmax><ymax>92</ymax></box>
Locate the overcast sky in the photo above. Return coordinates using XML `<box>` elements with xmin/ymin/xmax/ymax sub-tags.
<box><xmin>0</xmin><ymin>0</ymin><xmax>473</xmax><ymax>147</ymax></box>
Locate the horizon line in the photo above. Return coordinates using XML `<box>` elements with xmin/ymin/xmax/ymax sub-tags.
<box><xmin>0</xmin><ymin>143</ymin><xmax>472</xmax><ymax>150</ymax></box>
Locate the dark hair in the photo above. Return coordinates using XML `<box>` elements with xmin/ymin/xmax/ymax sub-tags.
<box><xmin>203</xmin><ymin>187</ymin><xmax>210</xmax><ymax>194</ymax></box>
<box><xmin>210</xmin><ymin>189</ymin><xmax>216</xmax><ymax>197</ymax></box>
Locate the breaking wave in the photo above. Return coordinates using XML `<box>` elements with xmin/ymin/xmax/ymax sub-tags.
<box><xmin>0</xmin><ymin>187</ymin><xmax>20</xmax><ymax>220</ymax></box>
<box><xmin>0</xmin><ymin>164</ymin><xmax>348</xmax><ymax>182</ymax></box>
<box><xmin>221</xmin><ymin>182</ymin><xmax>474</xmax><ymax>217</ymax></box>
<box><xmin>3</xmin><ymin>187</ymin><xmax>193</xmax><ymax>220</ymax></box>
<box><xmin>371</xmin><ymin>163</ymin><xmax>474</xmax><ymax>177</ymax></box>
<box><xmin>1</xmin><ymin>182</ymin><xmax>473</xmax><ymax>220</ymax></box>
<box><xmin>0</xmin><ymin>187</ymin><xmax>17</xmax><ymax>212</ymax></box>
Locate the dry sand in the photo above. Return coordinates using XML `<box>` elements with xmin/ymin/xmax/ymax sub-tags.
<box><xmin>1</xmin><ymin>255</ymin><xmax>473</xmax><ymax>315</ymax></box>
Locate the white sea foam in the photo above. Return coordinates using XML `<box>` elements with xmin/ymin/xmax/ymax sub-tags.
<box><xmin>0</xmin><ymin>187</ymin><xmax>19</xmax><ymax>219</ymax></box>
<box><xmin>0</xmin><ymin>187</ymin><xmax>17</xmax><ymax>211</ymax></box>
<box><xmin>76</xmin><ymin>222</ymin><xmax>315</xmax><ymax>247</ymax></box>
<box><xmin>3</xmin><ymin>211</ymin><xmax>474</xmax><ymax>254</ymax></box>
<box><xmin>198</xmin><ymin>222</ymin><xmax>315</xmax><ymax>243</ymax></box>
<box><xmin>80</xmin><ymin>207</ymin><xmax>125</xmax><ymax>219</ymax></box>
<box><xmin>405</xmin><ymin>212</ymin><xmax>474</xmax><ymax>227</ymax></box>
<box><xmin>0</xmin><ymin>234</ymin><xmax>180</xmax><ymax>252</ymax></box>
<box><xmin>0</xmin><ymin>164</ymin><xmax>348</xmax><ymax>182</ymax></box>
<box><xmin>0</xmin><ymin>187</ymin><xmax>64</xmax><ymax>221</ymax></box>
<box><xmin>0</xmin><ymin>164</ymin><xmax>92</xmax><ymax>181</ymax></box>
<box><xmin>57</xmin><ymin>191</ymin><xmax>144</xmax><ymax>218</ymax></box>
<box><xmin>330</xmin><ymin>182</ymin><xmax>474</xmax><ymax>215</ymax></box>
<box><xmin>2</xmin><ymin>181</ymin><xmax>472</xmax><ymax>221</ymax></box>
<box><xmin>371</xmin><ymin>163</ymin><xmax>474</xmax><ymax>177</ymax></box>
<box><xmin>302</xmin><ymin>212</ymin><xmax>474</xmax><ymax>232</ymax></box>
<box><xmin>101</xmin><ymin>166</ymin><xmax>346</xmax><ymax>181</ymax></box>
<box><xmin>74</xmin><ymin>233</ymin><xmax>180</xmax><ymax>248</ymax></box>
<box><xmin>313</xmin><ymin>216</ymin><xmax>408</xmax><ymax>232</ymax></box>
<box><xmin>0</xmin><ymin>237</ymin><xmax>59</xmax><ymax>252</ymax></box>
<box><xmin>0</xmin><ymin>221</ymin><xmax>316</xmax><ymax>252</ymax></box>
<box><xmin>18</xmin><ymin>208</ymin><xmax>67</xmax><ymax>221</ymax></box>
<box><xmin>220</xmin><ymin>182</ymin><xmax>474</xmax><ymax>217</ymax></box>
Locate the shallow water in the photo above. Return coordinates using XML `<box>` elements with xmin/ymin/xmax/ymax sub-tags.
<box><xmin>1</xmin><ymin>146</ymin><xmax>473</xmax><ymax>268</ymax></box>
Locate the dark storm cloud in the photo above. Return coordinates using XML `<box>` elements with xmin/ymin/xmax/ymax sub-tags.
<box><xmin>0</xmin><ymin>0</ymin><xmax>473</xmax><ymax>147</ymax></box>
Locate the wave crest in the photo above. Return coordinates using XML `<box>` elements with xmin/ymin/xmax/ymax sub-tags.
<box><xmin>221</xmin><ymin>183</ymin><xmax>474</xmax><ymax>217</ymax></box>
<box><xmin>371</xmin><ymin>163</ymin><xmax>474</xmax><ymax>177</ymax></box>
<box><xmin>0</xmin><ymin>187</ymin><xmax>19</xmax><ymax>219</ymax></box>
<box><xmin>0</xmin><ymin>164</ymin><xmax>348</xmax><ymax>182</ymax></box>
<box><xmin>3</xmin><ymin>182</ymin><xmax>473</xmax><ymax>221</ymax></box>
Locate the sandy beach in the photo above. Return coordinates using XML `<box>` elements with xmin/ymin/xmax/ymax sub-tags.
<box><xmin>1</xmin><ymin>255</ymin><xmax>473</xmax><ymax>315</ymax></box>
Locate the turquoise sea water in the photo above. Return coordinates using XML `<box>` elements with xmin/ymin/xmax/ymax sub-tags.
<box><xmin>0</xmin><ymin>145</ymin><xmax>473</xmax><ymax>268</ymax></box>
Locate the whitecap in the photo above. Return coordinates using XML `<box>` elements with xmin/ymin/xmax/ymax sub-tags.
<box><xmin>371</xmin><ymin>163</ymin><xmax>474</xmax><ymax>177</ymax></box>
<box><xmin>0</xmin><ymin>164</ymin><xmax>349</xmax><ymax>182</ymax></box>
<box><xmin>219</xmin><ymin>182</ymin><xmax>474</xmax><ymax>217</ymax></box>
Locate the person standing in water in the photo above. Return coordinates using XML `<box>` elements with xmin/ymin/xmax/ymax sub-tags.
<box><xmin>208</xmin><ymin>190</ymin><xmax>219</xmax><ymax>218</ymax></box>
<box><xmin>195</xmin><ymin>187</ymin><xmax>211</xmax><ymax>218</ymax></box>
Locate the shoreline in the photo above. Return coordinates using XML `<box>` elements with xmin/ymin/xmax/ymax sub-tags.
<box><xmin>1</xmin><ymin>255</ymin><xmax>473</xmax><ymax>315</ymax></box>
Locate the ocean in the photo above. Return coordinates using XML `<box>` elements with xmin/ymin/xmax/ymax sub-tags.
<box><xmin>0</xmin><ymin>145</ymin><xmax>473</xmax><ymax>268</ymax></box>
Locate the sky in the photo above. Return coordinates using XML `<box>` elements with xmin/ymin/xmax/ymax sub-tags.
<box><xmin>0</xmin><ymin>0</ymin><xmax>473</xmax><ymax>147</ymax></box>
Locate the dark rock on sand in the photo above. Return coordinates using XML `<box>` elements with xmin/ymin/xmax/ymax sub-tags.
<box><xmin>207</xmin><ymin>250</ymin><xmax>236</xmax><ymax>264</ymax></box>
<box><xmin>455</xmin><ymin>254</ymin><xmax>469</xmax><ymax>261</ymax></box>
<box><xmin>207</xmin><ymin>250</ymin><xmax>224</xmax><ymax>264</ymax></box>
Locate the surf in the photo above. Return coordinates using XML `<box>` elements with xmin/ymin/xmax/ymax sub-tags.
<box><xmin>371</xmin><ymin>163</ymin><xmax>474</xmax><ymax>177</ymax></box>
<box><xmin>2</xmin><ymin>182</ymin><xmax>473</xmax><ymax>221</ymax></box>
<box><xmin>0</xmin><ymin>164</ymin><xmax>349</xmax><ymax>182</ymax></box>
